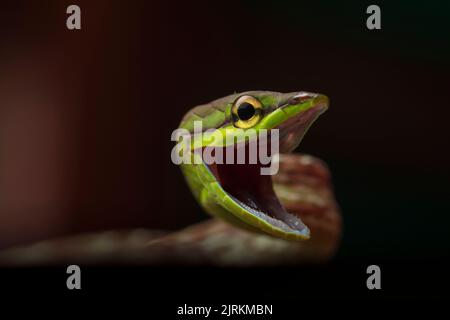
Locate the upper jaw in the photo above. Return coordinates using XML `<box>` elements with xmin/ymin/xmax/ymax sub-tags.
<box><xmin>277</xmin><ymin>95</ymin><xmax>328</xmax><ymax>153</ymax></box>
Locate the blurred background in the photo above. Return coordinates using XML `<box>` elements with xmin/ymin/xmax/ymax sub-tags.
<box><xmin>0</xmin><ymin>0</ymin><xmax>449</xmax><ymax>260</ymax></box>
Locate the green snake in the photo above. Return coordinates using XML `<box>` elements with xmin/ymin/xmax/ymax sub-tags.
<box><xmin>0</xmin><ymin>91</ymin><xmax>341</xmax><ymax>265</ymax></box>
<box><xmin>177</xmin><ymin>91</ymin><xmax>330</xmax><ymax>242</ymax></box>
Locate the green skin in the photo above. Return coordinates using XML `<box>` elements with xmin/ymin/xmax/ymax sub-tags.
<box><xmin>178</xmin><ymin>91</ymin><xmax>329</xmax><ymax>241</ymax></box>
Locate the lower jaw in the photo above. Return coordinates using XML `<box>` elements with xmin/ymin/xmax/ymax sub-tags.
<box><xmin>204</xmin><ymin>142</ymin><xmax>307</xmax><ymax>234</ymax></box>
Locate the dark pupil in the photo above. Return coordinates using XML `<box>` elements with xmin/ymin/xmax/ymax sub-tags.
<box><xmin>237</xmin><ymin>102</ymin><xmax>255</xmax><ymax>121</ymax></box>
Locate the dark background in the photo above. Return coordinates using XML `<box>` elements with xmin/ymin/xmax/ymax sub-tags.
<box><xmin>0</xmin><ymin>0</ymin><xmax>449</xmax><ymax>264</ymax></box>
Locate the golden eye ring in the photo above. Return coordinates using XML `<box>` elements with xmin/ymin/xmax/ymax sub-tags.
<box><xmin>231</xmin><ymin>95</ymin><xmax>263</xmax><ymax>129</ymax></box>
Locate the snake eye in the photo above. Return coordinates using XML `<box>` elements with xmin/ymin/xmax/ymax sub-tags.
<box><xmin>231</xmin><ymin>95</ymin><xmax>263</xmax><ymax>128</ymax></box>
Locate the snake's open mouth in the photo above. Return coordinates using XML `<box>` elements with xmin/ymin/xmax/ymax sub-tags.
<box><xmin>210</xmin><ymin>158</ymin><xmax>308</xmax><ymax>234</ymax></box>
<box><xmin>205</xmin><ymin>105</ymin><xmax>326</xmax><ymax>237</ymax></box>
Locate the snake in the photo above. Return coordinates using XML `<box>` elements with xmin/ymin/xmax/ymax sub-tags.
<box><xmin>178</xmin><ymin>91</ymin><xmax>333</xmax><ymax>241</ymax></box>
<box><xmin>0</xmin><ymin>91</ymin><xmax>341</xmax><ymax>266</ymax></box>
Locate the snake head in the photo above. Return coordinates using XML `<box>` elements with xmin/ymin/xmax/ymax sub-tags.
<box><xmin>179</xmin><ymin>91</ymin><xmax>329</xmax><ymax>241</ymax></box>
